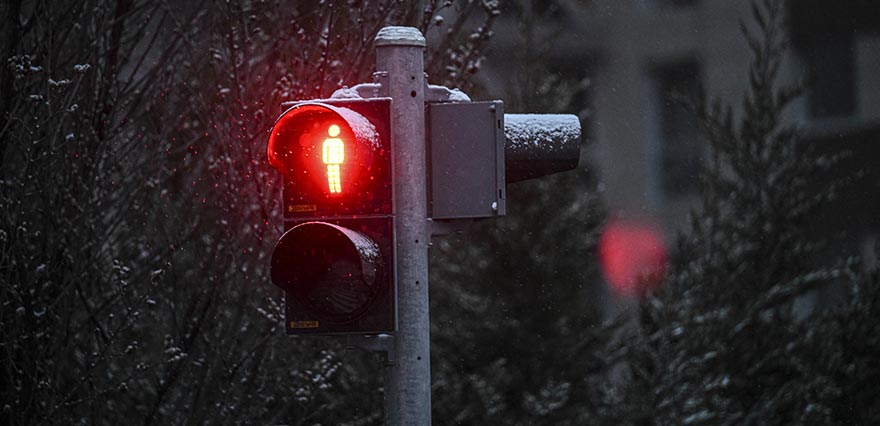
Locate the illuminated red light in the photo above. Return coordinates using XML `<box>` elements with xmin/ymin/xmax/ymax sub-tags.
<box><xmin>598</xmin><ymin>218</ymin><xmax>667</xmax><ymax>297</ymax></box>
<box><xmin>322</xmin><ymin>124</ymin><xmax>345</xmax><ymax>194</ymax></box>
<box><xmin>267</xmin><ymin>102</ymin><xmax>387</xmax><ymax>213</ymax></box>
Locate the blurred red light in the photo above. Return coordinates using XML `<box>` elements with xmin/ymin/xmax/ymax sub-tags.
<box><xmin>598</xmin><ymin>217</ymin><xmax>667</xmax><ymax>297</ymax></box>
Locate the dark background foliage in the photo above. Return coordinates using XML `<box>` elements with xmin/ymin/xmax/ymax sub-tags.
<box><xmin>0</xmin><ymin>1</ymin><xmax>498</xmax><ymax>425</ymax></box>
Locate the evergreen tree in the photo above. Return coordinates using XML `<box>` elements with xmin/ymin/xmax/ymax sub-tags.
<box><xmin>618</xmin><ymin>1</ymin><xmax>880</xmax><ymax>425</ymax></box>
<box><xmin>430</xmin><ymin>168</ymin><xmax>612</xmax><ymax>425</ymax></box>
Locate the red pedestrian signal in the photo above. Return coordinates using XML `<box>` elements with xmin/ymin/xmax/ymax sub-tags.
<box><xmin>267</xmin><ymin>99</ymin><xmax>395</xmax><ymax>335</ymax></box>
<box><xmin>268</xmin><ymin>101</ymin><xmax>391</xmax><ymax>217</ymax></box>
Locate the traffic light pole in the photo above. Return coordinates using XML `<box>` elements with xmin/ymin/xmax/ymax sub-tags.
<box><xmin>375</xmin><ymin>27</ymin><xmax>431</xmax><ymax>425</ymax></box>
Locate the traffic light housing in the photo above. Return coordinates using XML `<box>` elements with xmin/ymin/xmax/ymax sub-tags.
<box><xmin>267</xmin><ymin>98</ymin><xmax>395</xmax><ymax>335</ymax></box>
<box><xmin>266</xmin><ymin>96</ymin><xmax>581</xmax><ymax>334</ymax></box>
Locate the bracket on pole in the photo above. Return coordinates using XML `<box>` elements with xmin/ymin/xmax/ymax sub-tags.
<box><xmin>343</xmin><ymin>334</ymin><xmax>396</xmax><ymax>366</ymax></box>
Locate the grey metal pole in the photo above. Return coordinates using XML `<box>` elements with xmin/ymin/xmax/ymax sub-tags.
<box><xmin>375</xmin><ymin>27</ymin><xmax>431</xmax><ymax>425</ymax></box>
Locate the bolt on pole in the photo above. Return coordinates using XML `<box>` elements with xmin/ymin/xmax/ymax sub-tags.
<box><xmin>375</xmin><ymin>27</ymin><xmax>431</xmax><ymax>425</ymax></box>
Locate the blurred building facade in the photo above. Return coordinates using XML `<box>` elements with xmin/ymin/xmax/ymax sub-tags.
<box><xmin>481</xmin><ymin>0</ymin><xmax>880</xmax><ymax>260</ymax></box>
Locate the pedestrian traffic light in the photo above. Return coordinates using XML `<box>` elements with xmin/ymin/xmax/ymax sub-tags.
<box><xmin>266</xmin><ymin>96</ymin><xmax>582</xmax><ymax>334</ymax></box>
<box><xmin>267</xmin><ymin>98</ymin><xmax>395</xmax><ymax>335</ymax></box>
<box><xmin>264</xmin><ymin>26</ymin><xmax>585</xmax><ymax>424</ymax></box>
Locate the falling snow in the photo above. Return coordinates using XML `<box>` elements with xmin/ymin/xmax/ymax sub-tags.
<box><xmin>3</xmin><ymin>1</ymin><xmax>878</xmax><ymax>426</ymax></box>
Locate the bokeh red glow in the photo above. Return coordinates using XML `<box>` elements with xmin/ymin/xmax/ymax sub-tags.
<box><xmin>598</xmin><ymin>217</ymin><xmax>668</xmax><ymax>297</ymax></box>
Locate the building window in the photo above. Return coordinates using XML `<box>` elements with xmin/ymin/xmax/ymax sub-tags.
<box><xmin>800</xmin><ymin>33</ymin><xmax>856</xmax><ymax>119</ymax></box>
<box><xmin>650</xmin><ymin>59</ymin><xmax>702</xmax><ymax>199</ymax></box>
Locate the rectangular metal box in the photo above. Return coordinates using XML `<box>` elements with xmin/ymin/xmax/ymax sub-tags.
<box><xmin>427</xmin><ymin>101</ymin><xmax>506</xmax><ymax>219</ymax></box>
